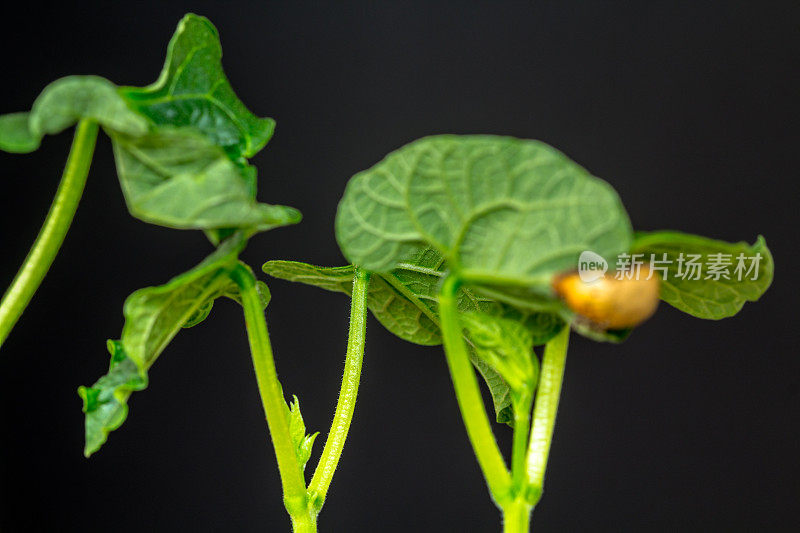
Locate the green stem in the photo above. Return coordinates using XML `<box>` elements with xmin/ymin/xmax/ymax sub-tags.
<box><xmin>502</xmin><ymin>498</ymin><xmax>532</xmax><ymax>533</ymax></box>
<box><xmin>308</xmin><ymin>268</ymin><xmax>370</xmax><ymax>511</ymax></box>
<box><xmin>290</xmin><ymin>509</ymin><xmax>318</xmax><ymax>533</ymax></box>
<box><xmin>438</xmin><ymin>275</ymin><xmax>511</xmax><ymax>503</ymax></box>
<box><xmin>232</xmin><ymin>266</ymin><xmax>310</xmax><ymax>526</ymax></box>
<box><xmin>525</xmin><ymin>325</ymin><xmax>570</xmax><ymax>505</ymax></box>
<box><xmin>0</xmin><ymin>119</ymin><xmax>98</xmax><ymax>347</ymax></box>
<box><xmin>510</xmin><ymin>393</ymin><xmax>532</xmax><ymax>492</ymax></box>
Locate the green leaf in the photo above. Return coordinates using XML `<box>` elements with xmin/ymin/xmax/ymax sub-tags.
<box><xmin>261</xmin><ymin>261</ymin><xmax>357</xmax><ymax>295</ymax></box>
<box><xmin>0</xmin><ymin>75</ymin><xmax>298</xmax><ymax>235</ymax></box>
<box><xmin>262</xmin><ymin>259</ymin><xmax>444</xmax><ymax>345</ymax></box>
<box><xmin>114</xmin><ymin>14</ymin><xmax>293</xmax><ymax>237</ymax></box>
<box><xmin>110</xmin><ymin>127</ymin><xmax>300</xmax><ymax>231</ymax></box>
<box><xmin>264</xmin><ymin>246</ymin><xmax>563</xmax><ymax>424</ymax></box>
<box><xmin>80</xmin><ymin>235</ymin><xmax>247</xmax><ymax>456</ymax></box>
<box><xmin>118</xmin><ymin>236</ymin><xmax>246</xmax><ymax>369</ymax></box>
<box><xmin>182</xmin><ymin>299</ymin><xmax>215</xmax><ymax>328</ymax></box>
<box><xmin>287</xmin><ymin>395</ymin><xmax>319</xmax><ymax>471</ymax></box>
<box><xmin>0</xmin><ymin>113</ymin><xmax>39</xmax><ymax>153</ymax></box>
<box><xmin>177</xmin><ymin>270</ymin><xmax>271</xmax><ymax>329</ymax></box>
<box><xmin>78</xmin><ymin>341</ymin><xmax>148</xmax><ymax>458</ymax></box>
<box><xmin>121</xmin><ymin>14</ymin><xmax>274</xmax><ymax>161</ymax></box>
<box><xmin>0</xmin><ymin>76</ymin><xmax>148</xmax><ymax>154</ymax></box>
<box><xmin>30</xmin><ymin>76</ymin><xmax>148</xmax><ymax>138</ymax></box>
<box><xmin>335</xmin><ymin>135</ymin><xmax>633</xmax><ymax>308</ymax></box>
<box><xmin>631</xmin><ymin>231</ymin><xmax>773</xmax><ymax>319</ymax></box>
<box><xmin>264</xmin><ymin>247</ymin><xmax>563</xmax><ymax>347</ymax></box>
<box><xmin>0</xmin><ymin>16</ymin><xmax>298</xmax><ymax>238</ymax></box>
<box><xmin>460</xmin><ymin>311</ymin><xmax>539</xmax><ymax>401</ymax></box>
<box><xmin>470</xmin><ymin>356</ymin><xmax>514</xmax><ymax>425</ymax></box>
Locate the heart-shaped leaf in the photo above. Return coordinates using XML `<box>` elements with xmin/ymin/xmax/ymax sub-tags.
<box><xmin>335</xmin><ymin>135</ymin><xmax>633</xmax><ymax>311</ymax></box>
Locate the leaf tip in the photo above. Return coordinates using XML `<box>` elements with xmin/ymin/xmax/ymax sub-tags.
<box><xmin>0</xmin><ymin>112</ymin><xmax>40</xmax><ymax>153</ymax></box>
<box><xmin>176</xmin><ymin>13</ymin><xmax>219</xmax><ymax>40</ymax></box>
<box><xmin>77</xmin><ymin>385</ymin><xmax>99</xmax><ymax>413</ymax></box>
<box><xmin>282</xmin><ymin>206</ymin><xmax>303</xmax><ymax>225</ymax></box>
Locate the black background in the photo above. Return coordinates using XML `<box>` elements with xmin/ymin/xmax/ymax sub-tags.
<box><xmin>1</xmin><ymin>2</ymin><xmax>798</xmax><ymax>531</ymax></box>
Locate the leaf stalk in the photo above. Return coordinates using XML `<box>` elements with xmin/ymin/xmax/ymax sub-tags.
<box><xmin>438</xmin><ymin>274</ymin><xmax>512</xmax><ymax>504</ymax></box>
<box><xmin>309</xmin><ymin>268</ymin><xmax>370</xmax><ymax>511</ymax></box>
<box><xmin>0</xmin><ymin>119</ymin><xmax>98</xmax><ymax>347</ymax></box>
<box><xmin>525</xmin><ymin>325</ymin><xmax>570</xmax><ymax>503</ymax></box>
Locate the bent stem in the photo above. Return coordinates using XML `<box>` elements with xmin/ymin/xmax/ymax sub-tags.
<box><xmin>525</xmin><ymin>325</ymin><xmax>570</xmax><ymax>507</ymax></box>
<box><xmin>0</xmin><ymin>119</ymin><xmax>99</xmax><ymax>347</ymax></box>
<box><xmin>232</xmin><ymin>265</ymin><xmax>312</xmax><ymax>531</ymax></box>
<box><xmin>308</xmin><ymin>268</ymin><xmax>370</xmax><ymax>511</ymax></box>
<box><xmin>439</xmin><ymin>275</ymin><xmax>512</xmax><ymax>503</ymax></box>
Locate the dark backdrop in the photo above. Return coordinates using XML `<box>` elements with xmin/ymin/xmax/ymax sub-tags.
<box><xmin>1</xmin><ymin>2</ymin><xmax>797</xmax><ymax>531</ymax></box>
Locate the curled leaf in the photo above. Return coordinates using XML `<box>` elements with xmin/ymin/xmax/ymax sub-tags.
<box><xmin>111</xmin><ymin>127</ymin><xmax>300</xmax><ymax>231</ymax></box>
<box><xmin>121</xmin><ymin>13</ymin><xmax>274</xmax><ymax>161</ymax></box>
<box><xmin>631</xmin><ymin>231</ymin><xmax>773</xmax><ymax>319</ymax></box>
<box><xmin>0</xmin><ymin>76</ymin><xmax>148</xmax><ymax>154</ymax></box>
<box><xmin>78</xmin><ymin>341</ymin><xmax>148</xmax><ymax>457</ymax></box>
<box><xmin>80</xmin><ymin>236</ymin><xmax>248</xmax><ymax>455</ymax></box>
<box><xmin>118</xmin><ymin>236</ymin><xmax>244</xmax><ymax>368</ymax></box>
<box><xmin>0</xmin><ymin>113</ymin><xmax>39</xmax><ymax>153</ymax></box>
<box><xmin>0</xmin><ymin>14</ymin><xmax>299</xmax><ymax>239</ymax></box>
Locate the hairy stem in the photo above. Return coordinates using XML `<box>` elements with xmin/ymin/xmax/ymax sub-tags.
<box><xmin>526</xmin><ymin>325</ymin><xmax>570</xmax><ymax>504</ymax></box>
<box><xmin>439</xmin><ymin>275</ymin><xmax>511</xmax><ymax>503</ymax></box>
<box><xmin>232</xmin><ymin>265</ymin><xmax>310</xmax><ymax>526</ymax></box>
<box><xmin>0</xmin><ymin>119</ymin><xmax>98</xmax><ymax>347</ymax></box>
<box><xmin>290</xmin><ymin>509</ymin><xmax>318</xmax><ymax>533</ymax></box>
<box><xmin>309</xmin><ymin>268</ymin><xmax>370</xmax><ymax>510</ymax></box>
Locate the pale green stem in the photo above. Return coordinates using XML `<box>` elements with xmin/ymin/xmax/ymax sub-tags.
<box><xmin>290</xmin><ymin>509</ymin><xmax>318</xmax><ymax>533</ymax></box>
<box><xmin>232</xmin><ymin>266</ymin><xmax>310</xmax><ymax>528</ymax></box>
<box><xmin>525</xmin><ymin>325</ymin><xmax>570</xmax><ymax>505</ymax></box>
<box><xmin>438</xmin><ymin>275</ymin><xmax>512</xmax><ymax>503</ymax></box>
<box><xmin>0</xmin><ymin>119</ymin><xmax>99</xmax><ymax>347</ymax></box>
<box><xmin>503</xmin><ymin>497</ymin><xmax>532</xmax><ymax>533</ymax></box>
<box><xmin>308</xmin><ymin>268</ymin><xmax>370</xmax><ymax>511</ymax></box>
<box><xmin>510</xmin><ymin>392</ymin><xmax>533</xmax><ymax>491</ymax></box>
